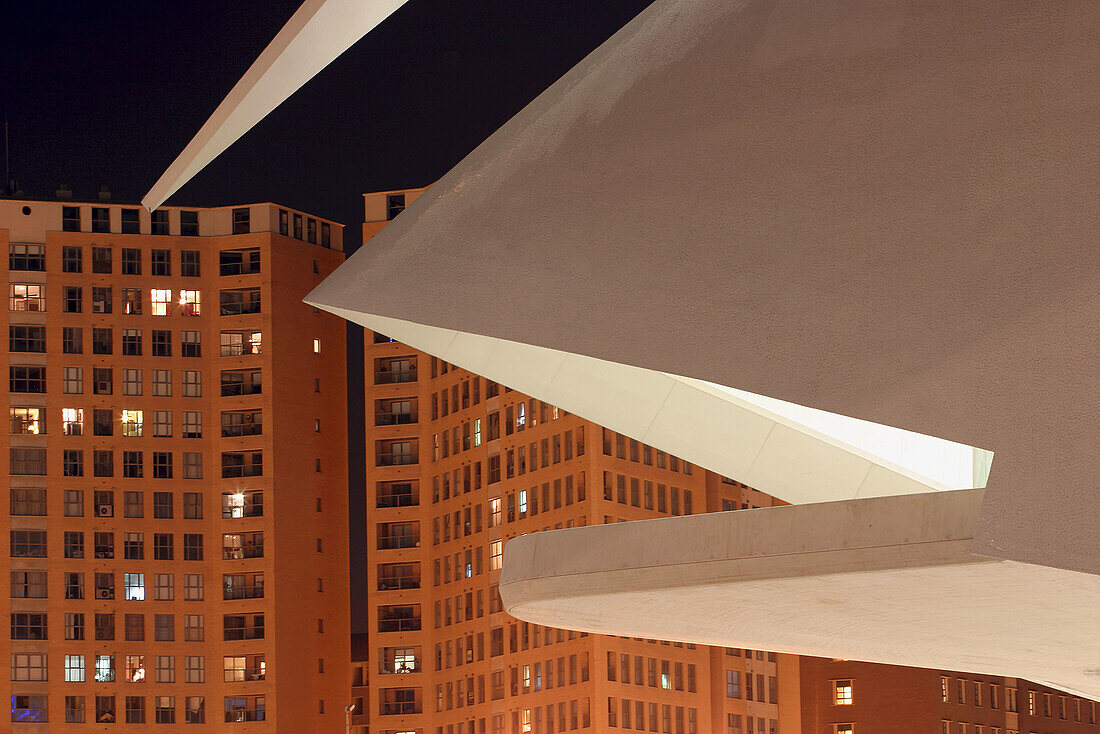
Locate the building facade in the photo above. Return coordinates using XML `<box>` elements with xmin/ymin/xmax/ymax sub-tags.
<box><xmin>2</xmin><ymin>197</ymin><xmax>349</xmax><ymax>731</ymax></box>
<box><xmin>351</xmin><ymin>189</ymin><xmax>784</xmax><ymax>734</ymax></box>
<box><xmin>795</xmin><ymin>657</ymin><xmax>1100</xmax><ymax>734</ymax></box>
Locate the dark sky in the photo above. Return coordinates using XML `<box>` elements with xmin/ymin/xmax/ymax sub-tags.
<box><xmin>3</xmin><ymin>0</ymin><xmax>654</xmax><ymax>248</ymax></box>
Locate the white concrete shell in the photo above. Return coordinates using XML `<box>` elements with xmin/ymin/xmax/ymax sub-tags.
<box><xmin>146</xmin><ymin>0</ymin><xmax>1100</xmax><ymax>690</ymax></box>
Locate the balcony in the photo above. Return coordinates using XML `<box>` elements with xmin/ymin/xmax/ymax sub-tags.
<box><xmin>380</xmin><ymin>661</ymin><xmax>421</xmax><ymax>675</ymax></box>
<box><xmin>378</xmin><ymin>535</ymin><xmax>419</xmax><ymax>551</ymax></box>
<box><xmin>375</xmin><ymin>411</ymin><xmax>416</xmax><ymax>426</ymax></box>
<box><xmin>223</xmin><ymin>585</ymin><xmax>264</xmax><ymax>600</ymax></box>
<box><xmin>378</xmin><ymin>576</ymin><xmax>420</xmax><ymax>591</ymax></box>
<box><xmin>223</xmin><ymin>625</ymin><xmax>265</xmax><ymax>641</ymax></box>
<box><xmin>377</xmin><ymin>484</ymin><xmax>418</xmax><ymax>508</ymax></box>
<box><xmin>377</xmin><ymin>452</ymin><xmax>416</xmax><ymax>467</ymax></box>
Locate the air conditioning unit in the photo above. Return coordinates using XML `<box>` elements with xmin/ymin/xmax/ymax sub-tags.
<box><xmin>96</xmin><ymin>505</ymin><xmax>113</xmax><ymax>517</ymax></box>
<box><xmin>92</xmin><ymin>302</ymin><xmax>107</xmax><ymax>314</ymax></box>
<box><xmin>95</xmin><ymin>589</ymin><xmax>112</xmax><ymax>599</ymax></box>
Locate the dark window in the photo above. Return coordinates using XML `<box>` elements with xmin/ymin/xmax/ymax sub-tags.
<box><xmin>9</xmin><ymin>244</ymin><xmax>46</xmax><ymax>271</ymax></box>
<box><xmin>63</xmin><ymin>206</ymin><xmax>81</xmax><ymax>231</ymax></box>
<box><xmin>93</xmin><ymin>450</ymin><xmax>114</xmax><ymax>477</ymax></box>
<box><xmin>123</xmin><ymin>451</ymin><xmax>143</xmax><ymax>478</ymax></box>
<box><xmin>183</xmin><ymin>534</ymin><xmax>203</xmax><ymax>561</ymax></box>
<box><xmin>63</xmin><ymin>327</ymin><xmax>83</xmax><ymax>354</ymax></box>
<box><xmin>64</xmin><ymin>286</ymin><xmax>82</xmax><ymax>312</ymax></box>
<box><xmin>307</xmin><ymin>218</ymin><xmax>317</xmax><ymax>243</ymax></box>
<box><xmin>278</xmin><ymin>209</ymin><xmax>289</xmax><ymax>235</ymax></box>
<box><xmin>121</xmin><ymin>248</ymin><xmax>141</xmax><ymax>274</ymax></box>
<box><xmin>9</xmin><ymin>325</ymin><xmax>46</xmax><ymax>352</ymax></box>
<box><xmin>121</xmin><ymin>208</ymin><xmax>140</xmax><ymax>233</ymax></box>
<box><xmin>153</xmin><ymin>452</ymin><xmax>173</xmax><ymax>479</ymax></box>
<box><xmin>181</xmin><ymin>250</ymin><xmax>200</xmax><ymax>276</ymax></box>
<box><xmin>387</xmin><ymin>194</ymin><xmax>406</xmax><ymax>220</ymax></box>
<box><xmin>11</xmin><ymin>612</ymin><xmax>48</xmax><ymax>640</ymax></box>
<box><xmin>153</xmin><ymin>492</ymin><xmax>173</xmax><ymax>519</ymax></box>
<box><xmin>221</xmin><ymin>451</ymin><xmax>262</xmax><ymax>478</ymax></box>
<box><xmin>9</xmin><ymin>447</ymin><xmax>47</xmax><ymax>475</ymax></box>
<box><xmin>232</xmin><ymin>207</ymin><xmax>250</xmax><ymax>234</ymax></box>
<box><xmin>122</xmin><ymin>329</ymin><xmax>142</xmax><ymax>356</ymax></box>
<box><xmin>154</xmin><ymin>534</ymin><xmax>173</xmax><ymax>560</ymax></box>
<box><xmin>92</xmin><ymin>328</ymin><xmax>112</xmax><ymax>354</ymax></box>
<box><xmin>219</xmin><ymin>248</ymin><xmax>260</xmax><ymax>275</ymax></box>
<box><xmin>151</xmin><ymin>249</ymin><xmax>170</xmax><ymax>276</ymax></box>
<box><xmin>152</xmin><ymin>330</ymin><xmax>171</xmax><ymax>356</ymax></box>
<box><xmin>92</xmin><ymin>286</ymin><xmax>111</xmax><ymax>313</ymax></box>
<box><xmin>65</xmin><ymin>531</ymin><xmax>85</xmax><ymax>558</ymax></box>
<box><xmin>9</xmin><ymin>365</ymin><xmax>46</xmax><ymax>393</ymax></box>
<box><xmin>321</xmin><ymin>222</ymin><xmax>331</xmax><ymax>247</ymax></box>
<box><xmin>180</xmin><ymin>210</ymin><xmax>199</xmax><ymax>236</ymax></box>
<box><xmin>219</xmin><ymin>288</ymin><xmax>261</xmax><ymax>315</ymax></box>
<box><xmin>92</xmin><ymin>246</ymin><xmax>111</xmax><ymax>273</ymax></box>
<box><xmin>63</xmin><ymin>449</ymin><xmax>84</xmax><ymax>477</ymax></box>
<box><xmin>92</xmin><ymin>207</ymin><xmax>110</xmax><ymax>233</ymax></box>
<box><xmin>181</xmin><ymin>331</ymin><xmax>201</xmax><ymax>357</ymax></box>
<box><xmin>10</xmin><ymin>531</ymin><xmax>47</xmax><ymax>559</ymax></box>
<box><xmin>151</xmin><ymin>209</ymin><xmax>169</xmax><ymax>235</ymax></box>
<box><xmin>62</xmin><ymin>246</ymin><xmax>82</xmax><ymax>272</ymax></box>
<box><xmin>293</xmin><ymin>213</ymin><xmax>303</xmax><ymax>239</ymax></box>
<box><xmin>93</xmin><ymin>367</ymin><xmax>112</xmax><ymax>395</ymax></box>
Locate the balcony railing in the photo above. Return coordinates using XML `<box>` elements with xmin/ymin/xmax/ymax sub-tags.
<box><xmin>222</xmin><ymin>423</ymin><xmax>262</xmax><ymax>438</ymax></box>
<box><xmin>376</xmin><ymin>493</ymin><xmax>417</xmax><ymax>508</ymax></box>
<box><xmin>223</xmin><ymin>626</ymin><xmax>265</xmax><ymax>641</ymax></box>
<box><xmin>377</xmin><ymin>453</ymin><xmax>416</xmax><ymax>467</ymax></box>
<box><xmin>380</xmin><ymin>661</ymin><xmax>421</xmax><ymax>675</ymax></box>
<box><xmin>378</xmin><ymin>618</ymin><xmax>421</xmax><ymax>633</ymax></box>
<box><xmin>375</xmin><ymin>412</ymin><xmax>416</xmax><ymax>426</ymax></box>
<box><xmin>221</xmin><ymin>382</ymin><xmax>262</xmax><ymax>396</ymax></box>
<box><xmin>223</xmin><ymin>546</ymin><xmax>264</xmax><ymax>560</ymax></box>
<box><xmin>378</xmin><ymin>536</ymin><xmax>418</xmax><ymax>550</ymax></box>
<box><xmin>378</xmin><ymin>577</ymin><xmax>420</xmax><ymax>591</ymax></box>
<box><xmin>375</xmin><ymin>370</ymin><xmax>415</xmax><ymax>384</ymax></box>
<box><xmin>223</xmin><ymin>585</ymin><xmax>264</xmax><ymax>600</ymax></box>
<box><xmin>224</xmin><ymin>710</ymin><xmax>266</xmax><ymax>722</ymax></box>
<box><xmin>224</xmin><ymin>668</ymin><xmax>266</xmax><ymax>682</ymax></box>
<box><xmin>380</xmin><ymin>702</ymin><xmax>421</xmax><ymax>716</ymax></box>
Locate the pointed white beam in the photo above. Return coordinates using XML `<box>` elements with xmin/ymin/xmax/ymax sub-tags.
<box><xmin>142</xmin><ymin>0</ymin><xmax>408</xmax><ymax>211</ymax></box>
<box><xmin>308</xmin><ymin>307</ymin><xmax>992</xmax><ymax>504</ymax></box>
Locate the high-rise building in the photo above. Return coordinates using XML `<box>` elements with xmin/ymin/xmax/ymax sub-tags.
<box><xmin>2</xmin><ymin>197</ymin><xmax>349</xmax><ymax>731</ymax></box>
<box><xmin>350</xmin><ymin>189</ymin><xmax>785</xmax><ymax>734</ymax></box>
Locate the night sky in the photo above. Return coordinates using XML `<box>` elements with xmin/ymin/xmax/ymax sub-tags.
<box><xmin>4</xmin><ymin>0</ymin><xmax>654</xmax><ymax>249</ymax></box>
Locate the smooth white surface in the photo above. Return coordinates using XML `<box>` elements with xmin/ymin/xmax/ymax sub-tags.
<box><xmin>142</xmin><ymin>0</ymin><xmax>408</xmax><ymax>211</ymax></box>
<box><xmin>501</xmin><ymin>491</ymin><xmax>1100</xmax><ymax>701</ymax></box>
<box><xmin>310</xmin><ymin>307</ymin><xmax>987</xmax><ymax>504</ymax></box>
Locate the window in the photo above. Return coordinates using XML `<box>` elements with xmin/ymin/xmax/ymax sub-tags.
<box><xmin>63</xmin><ymin>206</ymin><xmax>81</xmax><ymax>231</ymax></box>
<box><xmin>122</xmin><ymin>410</ymin><xmax>143</xmax><ymax>437</ymax></box>
<box><xmin>63</xmin><ymin>245</ymin><xmax>82</xmax><ymax>272</ymax></box>
<box><xmin>185</xmin><ymin>697</ymin><xmax>205</xmax><ymax>724</ymax></box>
<box><xmin>222</xmin><ymin>369</ymin><xmax>261</xmax><ymax>395</ymax></box>
<box><xmin>321</xmin><ymin>221</ymin><xmax>331</xmax><ymax>246</ymax></box>
<box><xmin>223</xmin><ymin>613</ymin><xmax>265</xmax><ymax>641</ymax></box>
<box><xmin>91</xmin><ymin>207</ymin><xmax>110</xmax><ymax>233</ymax></box>
<box><xmin>63</xmin><ymin>285</ymin><xmax>82</xmax><ymax>312</ymax></box>
<box><xmin>96</xmin><ymin>654</ymin><xmax>114</xmax><ymax>678</ymax></box>
<box><xmin>63</xmin><ymin>366</ymin><xmax>83</xmax><ymax>394</ymax></box>
<box><xmin>156</xmin><ymin>657</ymin><xmax>175</xmax><ymax>684</ymax></box>
<box><xmin>153</xmin><ymin>451</ymin><xmax>173</xmax><ymax>478</ymax></box>
<box><xmin>222</xmin><ymin>451</ymin><xmax>262</xmax><ymax>478</ymax></box>
<box><xmin>9</xmin><ymin>325</ymin><xmax>46</xmax><ymax>352</ymax></box>
<box><xmin>152</xmin><ymin>209</ymin><xmax>170</xmax><ymax>235</ymax></box>
<box><xmin>122</xmin><ymin>247</ymin><xmax>141</xmax><ymax>273</ymax></box>
<box><xmin>10</xmin><ymin>447</ymin><xmax>46</xmax><ymax>475</ymax></box>
<box><xmin>155</xmin><ymin>574</ymin><xmax>174</xmax><ymax>601</ymax></box>
<box><xmin>151</xmin><ymin>288</ymin><xmax>171</xmax><ymax>315</ymax></box>
<box><xmin>9</xmin><ymin>406</ymin><xmax>43</xmax><ymax>434</ymax></box>
<box><xmin>293</xmin><ymin>212</ymin><xmax>303</xmax><ymax>238</ymax></box>
<box><xmin>65</xmin><ymin>613</ymin><xmax>85</xmax><ymax>640</ymax></box>
<box><xmin>183</xmin><ymin>534</ymin><xmax>204</xmax><ymax>561</ymax></box>
<box><xmin>220</xmin><ymin>248</ymin><xmax>260</xmax><ymax>275</ymax></box>
<box><xmin>11</xmin><ymin>695</ymin><xmax>48</xmax><ymax>723</ymax></box>
<box><xmin>92</xmin><ymin>327</ymin><xmax>112</xmax><ymax>354</ymax></box>
<box><xmin>65</xmin><ymin>654</ymin><xmax>86</xmax><ymax>682</ymax></box>
<box><xmin>222</xmin><ymin>490</ymin><xmax>263</xmax><ymax>518</ymax></box>
<box><xmin>93</xmin><ymin>367</ymin><xmax>112</xmax><ymax>394</ymax></box>
<box><xmin>10</xmin><ymin>365</ymin><xmax>46</xmax><ymax>392</ymax></box>
<box><xmin>153</xmin><ymin>370</ymin><xmax>172</xmax><ymax>397</ymax></box>
<box><xmin>307</xmin><ymin>217</ymin><xmax>317</xmax><ymax>243</ymax></box>
<box><xmin>279</xmin><ymin>209</ymin><xmax>289</xmax><ymax>235</ymax></box>
<box><xmin>833</xmin><ymin>726</ymin><xmax>854</xmax><ymax>734</ymax></box>
<box><xmin>387</xmin><ymin>193</ymin><xmax>406</xmax><ymax>220</ymax></box>
<box><xmin>834</xmin><ymin>679</ymin><xmax>854</xmax><ymax>705</ymax></box>
<box><xmin>490</xmin><ymin>540</ymin><xmax>503</xmax><ymax>571</ymax></box>
<box><xmin>221</xmin><ymin>330</ymin><xmax>262</xmax><ymax>355</ymax></box>
<box><xmin>122</xmin><ymin>287</ymin><xmax>142</xmax><ymax>314</ymax></box>
<box><xmin>10</xmin><ymin>570</ymin><xmax>47</xmax><ymax>598</ymax></box>
<box><xmin>91</xmin><ymin>245</ymin><xmax>111</xmax><ymax>273</ymax></box>
<box><xmin>151</xmin><ymin>248</ymin><xmax>171</xmax><ymax>276</ymax></box>
<box><xmin>219</xmin><ymin>288</ymin><xmax>261</xmax><ymax>315</ymax></box>
<box><xmin>222</xmin><ymin>532</ymin><xmax>264</xmax><ymax>559</ymax></box>
<box><xmin>232</xmin><ymin>207</ymin><xmax>250</xmax><ymax>234</ymax></box>
<box><xmin>123</xmin><ymin>450</ymin><xmax>143</xmax><ymax>477</ymax></box>
<box><xmin>182</xmin><ymin>332</ymin><xmax>202</xmax><ymax>356</ymax></box>
<box><xmin>183</xmin><ymin>451</ymin><xmax>203</xmax><ymax>478</ymax></box>
<box><xmin>124</xmin><ymin>531</ymin><xmax>145</xmax><ymax>558</ymax></box>
<box><xmin>125</xmin><ymin>695</ymin><xmax>146</xmax><ymax>724</ymax></box>
<box><xmin>64</xmin><ymin>570</ymin><xmax>83</xmax><ymax>599</ymax></box>
<box><xmin>185</xmin><ymin>617</ymin><xmax>205</xmax><ymax>644</ymax></box>
<box><xmin>180</xmin><ymin>210</ymin><xmax>199</xmax><ymax>236</ymax></box>
<box><xmin>59</xmin><ymin>408</ymin><xmax>82</xmax><ymax>436</ymax></box>
<box><xmin>11</xmin><ymin>611</ymin><xmax>48</xmax><ymax>639</ymax></box>
<box><xmin>64</xmin><ymin>491</ymin><xmax>84</xmax><ymax>517</ymax></box>
<box><xmin>63</xmin><ymin>326</ymin><xmax>82</xmax><ymax>353</ymax></box>
<box><xmin>91</xmin><ymin>285</ymin><xmax>111</xmax><ymax>313</ymax></box>
<box><xmin>176</xmin><ymin>290</ymin><xmax>200</xmax><ymax>316</ymax></box>
<box><xmin>123</xmin><ymin>367</ymin><xmax>143</xmax><ymax>396</ymax></box>
<box><xmin>10</xmin><ymin>243</ymin><xmax>46</xmax><ymax>270</ymax></box>
<box><xmin>152</xmin><ymin>330</ymin><xmax>171</xmax><ymax>356</ymax></box>
<box><xmin>124</xmin><ymin>573</ymin><xmax>145</xmax><ymax>601</ymax></box>
<box><xmin>182</xmin><ymin>371</ymin><xmax>201</xmax><ymax>396</ymax></box>
<box><xmin>9</xmin><ymin>283</ymin><xmax>45</xmax><ymax>311</ymax></box>
<box><xmin>154</xmin><ymin>534</ymin><xmax>174</xmax><ymax>561</ymax></box>
<box><xmin>181</xmin><ymin>249</ymin><xmax>201</xmax><ymax>276</ymax></box>
<box><xmin>122</xmin><ymin>328</ymin><xmax>142</xmax><ymax>355</ymax></box>
<box><xmin>184</xmin><ymin>492</ymin><xmax>203</xmax><ymax>519</ymax></box>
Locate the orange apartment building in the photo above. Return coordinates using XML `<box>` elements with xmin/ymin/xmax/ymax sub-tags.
<box><xmin>2</xmin><ymin>195</ymin><xmax>349</xmax><ymax>731</ymax></box>
<box><xmin>351</xmin><ymin>188</ymin><xmax>784</xmax><ymax>734</ymax></box>
<box><xmin>795</xmin><ymin>657</ymin><xmax>1100</xmax><ymax>734</ymax></box>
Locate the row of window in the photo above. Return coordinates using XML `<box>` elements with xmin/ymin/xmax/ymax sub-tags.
<box><xmin>9</xmin><ymin>286</ymin><xmax>257</xmax><ymax>317</ymax></box>
<box><xmin>59</xmin><ymin>206</ymin><xmax>199</xmax><ymax>237</ymax></box>
<box><xmin>602</xmin><ymin>473</ymin><xmax>694</xmax><ymax>515</ymax></box>
<box><xmin>12</xmin><ymin>652</ymin><xmax>265</xmax><ymax>683</ymax></box>
<box><xmin>10</xmin><ymin>447</ymin><xmax>258</xmax><ymax>478</ymax></box>
<box><xmin>11</xmin><ymin>569</ymin><xmax>263</xmax><ymax>599</ymax></box>
<box><xmin>10</xmin><ymin>611</ymin><xmax>264</xmax><ymax>641</ymax></box>
<box><xmin>10</xmin><ymin>243</ymin><xmax>200</xmax><ymax>273</ymax></box>
<box><xmin>10</xmin><ymin>530</ymin><xmax>264</xmax><ymax>560</ymax></box>
<box><xmin>602</xmin><ymin>429</ymin><xmax>694</xmax><ymax>475</ymax></box>
<box><xmin>607</xmin><ymin>699</ymin><xmax>700</xmax><ymax>734</ymax></box>
<box><xmin>10</xmin><ymin>407</ymin><xmax>260</xmax><ymax>438</ymax></box>
<box><xmin>724</xmin><ymin>670</ymin><xmax>778</xmax><ymax>703</ymax></box>
<box><xmin>7</xmin><ymin>329</ymin><xmax>261</xmax><ymax>362</ymax></box>
<box><xmin>8</xmin><ymin>489</ymin><xmax>260</xmax><ymax>519</ymax></box>
<box><xmin>726</xmin><ymin>715</ymin><xmax>779</xmax><ymax>734</ymax></box>
<box><xmin>11</xmin><ymin>692</ymin><xmax>261</xmax><ymax>725</ymax></box>
<box><xmin>941</xmin><ymin>676</ymin><xmax>1099</xmax><ymax>722</ymax></box>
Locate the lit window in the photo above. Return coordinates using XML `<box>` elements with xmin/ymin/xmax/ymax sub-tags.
<box><xmin>179</xmin><ymin>290</ymin><xmax>201</xmax><ymax>316</ymax></box>
<box><xmin>834</xmin><ymin>680</ymin><xmax>854</xmax><ymax>705</ymax></box>
<box><xmin>489</xmin><ymin>540</ymin><xmax>503</xmax><ymax>571</ymax></box>
<box><xmin>65</xmin><ymin>654</ymin><xmax>86</xmax><ymax>682</ymax></box>
<box><xmin>151</xmin><ymin>289</ymin><xmax>172</xmax><ymax>316</ymax></box>
<box><xmin>474</xmin><ymin>418</ymin><xmax>482</xmax><ymax>446</ymax></box>
<box><xmin>9</xmin><ymin>283</ymin><xmax>45</xmax><ymax>311</ymax></box>
<box><xmin>95</xmin><ymin>654</ymin><xmax>115</xmax><ymax>683</ymax></box>
<box><xmin>489</xmin><ymin>497</ymin><xmax>501</xmax><ymax>528</ymax></box>
<box><xmin>834</xmin><ymin>726</ymin><xmax>854</xmax><ymax>734</ymax></box>
<box><xmin>313</xmin><ymin>338</ymin><xmax>321</xmax><ymax>353</ymax></box>
<box><xmin>10</xmin><ymin>406</ymin><xmax>42</xmax><ymax>434</ymax></box>
<box><xmin>63</xmin><ymin>408</ymin><xmax>84</xmax><ymax>436</ymax></box>
<box><xmin>122</xmin><ymin>410</ymin><xmax>143</xmax><ymax>437</ymax></box>
<box><xmin>124</xmin><ymin>573</ymin><xmax>145</xmax><ymax>601</ymax></box>
<box><xmin>126</xmin><ymin>654</ymin><xmax>146</xmax><ymax>683</ymax></box>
